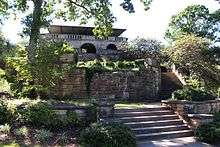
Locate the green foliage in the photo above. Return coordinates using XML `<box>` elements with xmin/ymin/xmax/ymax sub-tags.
<box><xmin>171</xmin><ymin>87</ymin><xmax>216</xmax><ymax>101</ymax></box>
<box><xmin>15</xmin><ymin>126</ymin><xmax>29</xmax><ymax>138</ymax></box>
<box><xmin>79</xmin><ymin>122</ymin><xmax>136</xmax><ymax>147</ymax></box>
<box><xmin>22</xmin><ymin>102</ymin><xmax>58</xmax><ymax>127</ymax></box>
<box><xmin>121</xmin><ymin>0</ymin><xmax>153</xmax><ymax>12</ymax></box>
<box><xmin>58</xmin><ymin>132</ymin><xmax>68</xmax><ymax>145</ymax></box>
<box><xmin>0</xmin><ymin>69</ymin><xmax>11</xmax><ymax>93</ymax></box>
<box><xmin>87</xmin><ymin>103</ymin><xmax>98</xmax><ymax>123</ymax></box>
<box><xmin>0</xmin><ymin>0</ymin><xmax>8</xmax><ymax>23</ymax></box>
<box><xmin>0</xmin><ymin>100</ymin><xmax>14</xmax><ymax>125</ymax></box>
<box><xmin>195</xmin><ymin>123</ymin><xmax>220</xmax><ymax>143</ymax></box>
<box><xmin>35</xmin><ymin>129</ymin><xmax>52</xmax><ymax>143</ymax></box>
<box><xmin>165</xmin><ymin>5</ymin><xmax>220</xmax><ymax>42</ymax></box>
<box><xmin>195</xmin><ymin>112</ymin><xmax>220</xmax><ymax>143</ymax></box>
<box><xmin>0</xmin><ymin>124</ymin><xmax>11</xmax><ymax>134</ymax></box>
<box><xmin>163</xmin><ymin>35</ymin><xmax>220</xmax><ymax>86</ymax></box>
<box><xmin>62</xmin><ymin>111</ymin><xmax>82</xmax><ymax>128</ymax></box>
<box><xmin>129</xmin><ymin>37</ymin><xmax>162</xmax><ymax>54</ymax></box>
<box><xmin>31</xmin><ymin>40</ymin><xmax>75</xmax><ymax>90</ymax></box>
<box><xmin>3</xmin><ymin>41</ymin><xmax>75</xmax><ymax>98</ymax></box>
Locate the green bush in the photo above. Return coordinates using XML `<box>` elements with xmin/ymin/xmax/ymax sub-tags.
<box><xmin>22</xmin><ymin>102</ymin><xmax>58</xmax><ymax>128</ymax></box>
<box><xmin>35</xmin><ymin>129</ymin><xmax>52</xmax><ymax>143</ymax></box>
<box><xmin>15</xmin><ymin>126</ymin><xmax>29</xmax><ymax>138</ymax></box>
<box><xmin>79</xmin><ymin>122</ymin><xmax>136</xmax><ymax>147</ymax></box>
<box><xmin>0</xmin><ymin>124</ymin><xmax>11</xmax><ymax>134</ymax></box>
<box><xmin>195</xmin><ymin>112</ymin><xmax>220</xmax><ymax>143</ymax></box>
<box><xmin>63</xmin><ymin>111</ymin><xmax>82</xmax><ymax>127</ymax></box>
<box><xmin>0</xmin><ymin>100</ymin><xmax>14</xmax><ymax>124</ymax></box>
<box><xmin>171</xmin><ymin>87</ymin><xmax>215</xmax><ymax>101</ymax></box>
<box><xmin>195</xmin><ymin>123</ymin><xmax>220</xmax><ymax>143</ymax></box>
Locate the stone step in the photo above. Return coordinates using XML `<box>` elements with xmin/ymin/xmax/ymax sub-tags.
<box><xmin>115</xmin><ymin>107</ymin><xmax>170</xmax><ymax>113</ymax></box>
<box><xmin>124</xmin><ymin>119</ymin><xmax>183</xmax><ymax>128</ymax></box>
<box><xmin>116</xmin><ymin>115</ymin><xmax>179</xmax><ymax>123</ymax></box>
<box><xmin>114</xmin><ymin>110</ymin><xmax>173</xmax><ymax>117</ymax></box>
<box><xmin>131</xmin><ymin>124</ymin><xmax>189</xmax><ymax>134</ymax></box>
<box><xmin>136</xmin><ymin>130</ymin><xmax>193</xmax><ymax>141</ymax></box>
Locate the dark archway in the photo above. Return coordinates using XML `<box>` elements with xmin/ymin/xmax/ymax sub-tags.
<box><xmin>81</xmin><ymin>43</ymin><xmax>96</xmax><ymax>53</ymax></box>
<box><xmin>106</xmin><ymin>44</ymin><xmax>117</xmax><ymax>50</ymax></box>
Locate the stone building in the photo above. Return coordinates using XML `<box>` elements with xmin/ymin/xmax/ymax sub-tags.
<box><xmin>42</xmin><ymin>25</ymin><xmax>128</xmax><ymax>61</ymax></box>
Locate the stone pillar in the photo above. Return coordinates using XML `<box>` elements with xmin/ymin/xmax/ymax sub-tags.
<box><xmin>95</xmin><ymin>96</ymin><xmax>115</xmax><ymax>120</ymax></box>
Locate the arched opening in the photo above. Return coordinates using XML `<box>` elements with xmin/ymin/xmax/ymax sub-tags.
<box><xmin>106</xmin><ymin>44</ymin><xmax>117</xmax><ymax>50</ymax></box>
<box><xmin>81</xmin><ymin>43</ymin><xmax>96</xmax><ymax>53</ymax></box>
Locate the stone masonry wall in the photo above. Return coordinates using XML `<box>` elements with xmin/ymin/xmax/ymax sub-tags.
<box><xmin>52</xmin><ymin>66</ymin><xmax>161</xmax><ymax>100</ymax></box>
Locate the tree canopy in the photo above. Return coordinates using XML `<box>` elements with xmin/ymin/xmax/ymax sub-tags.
<box><xmin>163</xmin><ymin>34</ymin><xmax>220</xmax><ymax>85</ymax></box>
<box><xmin>0</xmin><ymin>0</ymin><xmax>8</xmax><ymax>23</ymax></box>
<box><xmin>165</xmin><ymin>5</ymin><xmax>220</xmax><ymax>43</ymax></box>
<box><xmin>129</xmin><ymin>37</ymin><xmax>162</xmax><ymax>54</ymax></box>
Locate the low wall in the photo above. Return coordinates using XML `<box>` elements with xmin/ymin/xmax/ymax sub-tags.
<box><xmin>162</xmin><ymin>99</ymin><xmax>220</xmax><ymax>128</ymax></box>
<box><xmin>162</xmin><ymin>99</ymin><xmax>220</xmax><ymax>115</ymax></box>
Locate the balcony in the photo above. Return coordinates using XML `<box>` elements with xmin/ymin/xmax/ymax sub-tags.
<box><xmin>41</xmin><ymin>34</ymin><xmax>128</xmax><ymax>42</ymax></box>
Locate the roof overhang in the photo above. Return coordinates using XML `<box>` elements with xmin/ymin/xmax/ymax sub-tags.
<box><xmin>48</xmin><ymin>25</ymin><xmax>126</xmax><ymax>36</ymax></box>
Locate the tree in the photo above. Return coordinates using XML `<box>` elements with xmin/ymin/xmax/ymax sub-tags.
<box><xmin>11</xmin><ymin>0</ymin><xmax>153</xmax><ymax>63</ymax></box>
<box><xmin>165</xmin><ymin>5</ymin><xmax>220</xmax><ymax>43</ymax></box>
<box><xmin>0</xmin><ymin>0</ymin><xmax>8</xmax><ymax>23</ymax></box>
<box><xmin>129</xmin><ymin>37</ymin><xmax>162</xmax><ymax>54</ymax></box>
<box><xmin>163</xmin><ymin>34</ymin><xmax>220</xmax><ymax>85</ymax></box>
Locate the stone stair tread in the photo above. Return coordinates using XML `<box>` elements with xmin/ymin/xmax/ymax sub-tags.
<box><xmin>124</xmin><ymin>119</ymin><xmax>182</xmax><ymax>125</ymax></box>
<box><xmin>117</xmin><ymin>114</ymin><xmax>178</xmax><ymax>120</ymax></box>
<box><xmin>131</xmin><ymin>124</ymin><xmax>188</xmax><ymax>131</ymax></box>
<box><xmin>115</xmin><ymin>107</ymin><xmax>169</xmax><ymax>111</ymax></box>
<box><xmin>115</xmin><ymin>110</ymin><xmax>172</xmax><ymax>114</ymax></box>
<box><xmin>135</xmin><ymin>130</ymin><xmax>192</xmax><ymax>138</ymax></box>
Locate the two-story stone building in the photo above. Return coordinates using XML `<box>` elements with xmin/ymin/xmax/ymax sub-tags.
<box><xmin>42</xmin><ymin>25</ymin><xmax>128</xmax><ymax>61</ymax></box>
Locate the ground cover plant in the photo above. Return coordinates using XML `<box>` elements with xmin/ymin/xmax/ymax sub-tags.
<box><xmin>171</xmin><ymin>86</ymin><xmax>216</xmax><ymax>102</ymax></box>
<box><xmin>0</xmin><ymin>98</ymin><xmax>90</xmax><ymax>146</ymax></box>
<box><xmin>195</xmin><ymin>112</ymin><xmax>220</xmax><ymax>144</ymax></box>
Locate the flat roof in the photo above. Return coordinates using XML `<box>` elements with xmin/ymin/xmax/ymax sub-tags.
<box><xmin>48</xmin><ymin>25</ymin><xmax>126</xmax><ymax>36</ymax></box>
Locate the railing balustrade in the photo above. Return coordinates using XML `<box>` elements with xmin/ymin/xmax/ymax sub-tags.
<box><xmin>41</xmin><ymin>34</ymin><xmax>127</xmax><ymax>42</ymax></box>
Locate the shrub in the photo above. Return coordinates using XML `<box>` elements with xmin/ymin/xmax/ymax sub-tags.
<box><xmin>15</xmin><ymin>126</ymin><xmax>29</xmax><ymax>138</ymax></box>
<box><xmin>195</xmin><ymin>112</ymin><xmax>220</xmax><ymax>143</ymax></box>
<box><xmin>195</xmin><ymin>123</ymin><xmax>220</xmax><ymax>143</ymax></box>
<box><xmin>22</xmin><ymin>102</ymin><xmax>58</xmax><ymax>128</ymax></box>
<box><xmin>0</xmin><ymin>100</ymin><xmax>14</xmax><ymax>124</ymax></box>
<box><xmin>35</xmin><ymin>129</ymin><xmax>52</xmax><ymax>143</ymax></box>
<box><xmin>79</xmin><ymin>122</ymin><xmax>136</xmax><ymax>147</ymax></box>
<box><xmin>63</xmin><ymin>111</ymin><xmax>82</xmax><ymax>127</ymax></box>
<box><xmin>0</xmin><ymin>124</ymin><xmax>11</xmax><ymax>134</ymax></box>
<box><xmin>58</xmin><ymin>132</ymin><xmax>68</xmax><ymax>145</ymax></box>
<box><xmin>171</xmin><ymin>87</ymin><xmax>215</xmax><ymax>101</ymax></box>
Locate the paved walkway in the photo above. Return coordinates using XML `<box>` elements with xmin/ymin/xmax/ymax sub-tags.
<box><xmin>137</xmin><ymin>137</ymin><xmax>212</xmax><ymax>147</ymax></box>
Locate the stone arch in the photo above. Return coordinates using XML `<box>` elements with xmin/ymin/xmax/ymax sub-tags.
<box><xmin>106</xmin><ymin>44</ymin><xmax>117</xmax><ymax>50</ymax></box>
<box><xmin>81</xmin><ymin>43</ymin><xmax>96</xmax><ymax>53</ymax></box>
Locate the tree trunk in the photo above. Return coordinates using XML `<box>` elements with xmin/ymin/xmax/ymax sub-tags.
<box><xmin>28</xmin><ymin>0</ymin><xmax>43</xmax><ymax>62</ymax></box>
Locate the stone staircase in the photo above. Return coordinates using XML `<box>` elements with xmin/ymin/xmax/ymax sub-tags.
<box><xmin>160</xmin><ymin>72</ymin><xmax>183</xmax><ymax>99</ymax></box>
<box><xmin>114</xmin><ymin>106</ymin><xmax>193</xmax><ymax>141</ymax></box>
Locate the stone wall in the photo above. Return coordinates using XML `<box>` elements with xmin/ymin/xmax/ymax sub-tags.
<box><xmin>51</xmin><ymin>63</ymin><xmax>161</xmax><ymax>100</ymax></box>
<box><xmin>162</xmin><ymin>99</ymin><xmax>220</xmax><ymax>115</ymax></box>
<box><xmin>162</xmin><ymin>100</ymin><xmax>220</xmax><ymax>128</ymax></box>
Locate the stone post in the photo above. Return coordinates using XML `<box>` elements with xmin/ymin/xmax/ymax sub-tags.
<box><xmin>95</xmin><ymin>96</ymin><xmax>115</xmax><ymax>121</ymax></box>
